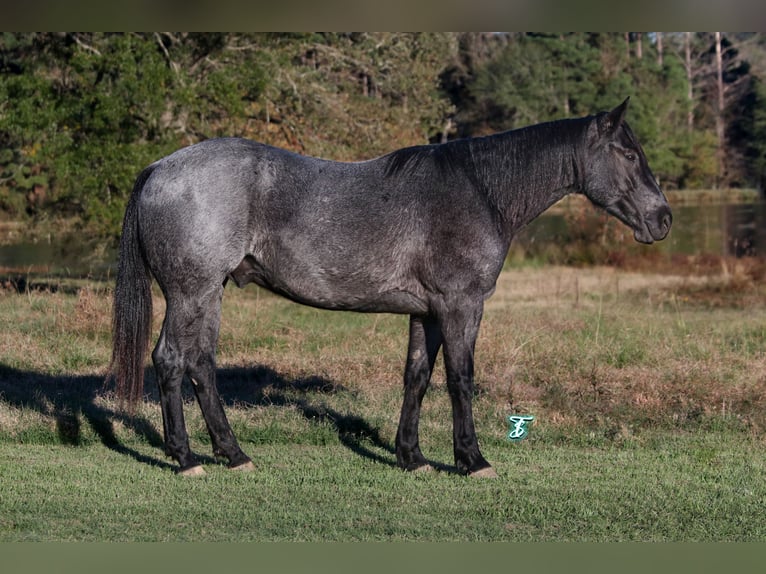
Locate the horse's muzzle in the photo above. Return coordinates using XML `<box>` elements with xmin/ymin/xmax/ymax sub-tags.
<box><xmin>633</xmin><ymin>205</ymin><xmax>672</xmax><ymax>245</ymax></box>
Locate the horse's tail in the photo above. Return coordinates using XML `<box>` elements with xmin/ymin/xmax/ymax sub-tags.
<box><xmin>109</xmin><ymin>165</ymin><xmax>155</xmax><ymax>412</ymax></box>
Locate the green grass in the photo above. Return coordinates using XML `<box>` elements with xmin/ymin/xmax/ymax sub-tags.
<box><xmin>2</xmin><ymin>434</ymin><xmax>765</xmax><ymax>541</ymax></box>
<box><xmin>1</xmin><ymin>263</ymin><xmax>766</xmax><ymax>540</ymax></box>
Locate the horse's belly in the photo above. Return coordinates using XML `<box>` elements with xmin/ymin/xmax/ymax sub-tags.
<box><xmin>333</xmin><ymin>289</ymin><xmax>429</xmax><ymax>314</ymax></box>
<box><xmin>228</xmin><ymin>254</ymin><xmax>427</xmax><ymax>314</ymax></box>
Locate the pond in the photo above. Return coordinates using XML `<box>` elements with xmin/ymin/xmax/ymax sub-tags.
<box><xmin>661</xmin><ymin>201</ymin><xmax>766</xmax><ymax>258</ymax></box>
<box><xmin>0</xmin><ymin>234</ymin><xmax>116</xmax><ymax>281</ymax></box>
<box><xmin>515</xmin><ymin>200</ymin><xmax>766</xmax><ymax>261</ymax></box>
<box><xmin>1</xmin><ymin>201</ymin><xmax>765</xmax><ymax>281</ymax></box>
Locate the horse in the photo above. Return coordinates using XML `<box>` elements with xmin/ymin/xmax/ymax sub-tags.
<box><xmin>110</xmin><ymin>98</ymin><xmax>672</xmax><ymax>477</ymax></box>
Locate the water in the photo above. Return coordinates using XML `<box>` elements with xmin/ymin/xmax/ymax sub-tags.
<box><xmin>662</xmin><ymin>202</ymin><xmax>766</xmax><ymax>258</ymax></box>
<box><xmin>0</xmin><ymin>235</ymin><xmax>116</xmax><ymax>280</ymax></box>
<box><xmin>517</xmin><ymin>201</ymin><xmax>766</xmax><ymax>260</ymax></box>
<box><xmin>1</xmin><ymin>202</ymin><xmax>764</xmax><ymax>279</ymax></box>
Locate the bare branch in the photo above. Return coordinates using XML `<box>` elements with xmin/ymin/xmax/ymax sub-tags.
<box><xmin>154</xmin><ymin>32</ymin><xmax>180</xmax><ymax>76</ymax></box>
<box><xmin>70</xmin><ymin>33</ymin><xmax>101</xmax><ymax>56</ymax></box>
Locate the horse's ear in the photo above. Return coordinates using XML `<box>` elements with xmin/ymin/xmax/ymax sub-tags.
<box><xmin>603</xmin><ymin>96</ymin><xmax>630</xmax><ymax>133</ymax></box>
<box><xmin>598</xmin><ymin>97</ymin><xmax>630</xmax><ymax>136</ymax></box>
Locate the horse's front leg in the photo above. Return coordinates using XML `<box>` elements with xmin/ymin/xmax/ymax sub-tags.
<box><xmin>396</xmin><ymin>315</ymin><xmax>442</xmax><ymax>471</ymax></box>
<box><xmin>438</xmin><ymin>301</ymin><xmax>496</xmax><ymax>477</ymax></box>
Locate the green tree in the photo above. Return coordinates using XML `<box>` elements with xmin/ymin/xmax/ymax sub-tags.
<box><xmin>248</xmin><ymin>32</ymin><xmax>457</xmax><ymax>159</ymax></box>
<box><xmin>3</xmin><ymin>32</ymin><xmax>766</xmax><ymax>238</ymax></box>
<box><xmin>469</xmin><ymin>33</ymin><xmax>601</xmax><ymax>131</ymax></box>
<box><xmin>745</xmin><ymin>76</ymin><xmax>766</xmax><ymax>191</ymax></box>
<box><xmin>462</xmin><ymin>32</ymin><xmax>720</xmax><ymax>189</ymax></box>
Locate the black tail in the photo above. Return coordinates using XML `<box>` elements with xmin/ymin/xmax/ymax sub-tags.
<box><xmin>109</xmin><ymin>166</ymin><xmax>155</xmax><ymax>411</ymax></box>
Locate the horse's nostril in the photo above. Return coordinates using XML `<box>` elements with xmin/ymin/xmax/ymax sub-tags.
<box><xmin>660</xmin><ymin>211</ymin><xmax>672</xmax><ymax>235</ymax></box>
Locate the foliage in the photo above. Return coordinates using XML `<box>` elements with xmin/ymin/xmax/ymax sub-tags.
<box><xmin>744</xmin><ymin>76</ymin><xmax>766</xmax><ymax>190</ymax></box>
<box><xmin>1</xmin><ymin>32</ymin><xmax>766</xmax><ymax>238</ymax></box>
<box><xmin>463</xmin><ymin>32</ymin><xmax>765</xmax><ymax>190</ymax></box>
<box><xmin>0</xmin><ymin>32</ymin><xmax>456</xmax><ymax>237</ymax></box>
<box><xmin>469</xmin><ymin>33</ymin><xmax>602</xmax><ymax>128</ymax></box>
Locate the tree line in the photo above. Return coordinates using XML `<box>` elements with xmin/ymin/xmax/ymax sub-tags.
<box><xmin>1</xmin><ymin>32</ymin><xmax>765</xmax><ymax>238</ymax></box>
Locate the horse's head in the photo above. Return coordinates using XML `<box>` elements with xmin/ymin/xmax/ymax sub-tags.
<box><xmin>580</xmin><ymin>98</ymin><xmax>672</xmax><ymax>244</ymax></box>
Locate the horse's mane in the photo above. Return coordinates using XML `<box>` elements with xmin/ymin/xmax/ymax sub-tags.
<box><xmin>382</xmin><ymin>138</ymin><xmax>474</xmax><ymax>180</ymax></box>
<box><xmin>382</xmin><ymin>115</ymin><xmax>592</xmax><ymax>189</ymax></box>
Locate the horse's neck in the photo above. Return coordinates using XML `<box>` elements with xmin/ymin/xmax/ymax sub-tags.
<box><xmin>469</xmin><ymin>122</ymin><xmax>583</xmax><ymax>238</ymax></box>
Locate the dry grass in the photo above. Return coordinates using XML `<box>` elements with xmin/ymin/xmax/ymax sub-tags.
<box><xmin>1</xmin><ymin>257</ymin><xmax>766</xmax><ymax>448</ymax></box>
<box><xmin>477</xmin><ymin>259</ymin><xmax>766</xmax><ymax>440</ymax></box>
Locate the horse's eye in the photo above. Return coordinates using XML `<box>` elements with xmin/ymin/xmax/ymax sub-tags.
<box><xmin>624</xmin><ymin>151</ymin><xmax>637</xmax><ymax>162</ymax></box>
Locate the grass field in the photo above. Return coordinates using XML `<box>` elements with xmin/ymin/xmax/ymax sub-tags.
<box><xmin>1</xmin><ymin>259</ymin><xmax>766</xmax><ymax>541</ymax></box>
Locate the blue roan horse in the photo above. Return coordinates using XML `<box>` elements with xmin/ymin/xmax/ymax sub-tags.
<box><xmin>111</xmin><ymin>98</ymin><xmax>671</xmax><ymax>477</ymax></box>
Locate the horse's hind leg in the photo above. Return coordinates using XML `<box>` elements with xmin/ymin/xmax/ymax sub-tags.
<box><xmin>186</xmin><ymin>288</ymin><xmax>252</xmax><ymax>470</ymax></box>
<box><xmin>395</xmin><ymin>315</ymin><xmax>442</xmax><ymax>471</ymax></box>
<box><xmin>153</xmin><ymin>283</ymin><xmax>251</xmax><ymax>473</ymax></box>
<box><xmin>152</xmin><ymin>302</ymin><xmax>199</xmax><ymax>473</ymax></box>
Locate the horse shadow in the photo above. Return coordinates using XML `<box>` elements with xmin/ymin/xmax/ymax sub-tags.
<box><xmin>0</xmin><ymin>363</ymin><xmax>177</xmax><ymax>469</ymax></box>
<box><xmin>0</xmin><ymin>363</ymin><xmax>454</xmax><ymax>473</ymax></box>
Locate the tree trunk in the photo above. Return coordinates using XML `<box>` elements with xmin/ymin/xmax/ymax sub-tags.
<box><xmin>715</xmin><ymin>31</ymin><xmax>726</xmax><ymax>187</ymax></box>
<box><xmin>685</xmin><ymin>32</ymin><xmax>694</xmax><ymax>131</ymax></box>
<box><xmin>656</xmin><ymin>32</ymin><xmax>663</xmax><ymax>66</ymax></box>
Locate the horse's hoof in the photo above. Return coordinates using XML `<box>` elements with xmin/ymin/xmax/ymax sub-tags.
<box><xmin>469</xmin><ymin>466</ymin><xmax>499</xmax><ymax>478</ymax></box>
<box><xmin>230</xmin><ymin>461</ymin><xmax>256</xmax><ymax>472</ymax></box>
<box><xmin>412</xmin><ymin>464</ymin><xmax>434</xmax><ymax>473</ymax></box>
<box><xmin>178</xmin><ymin>465</ymin><xmax>206</xmax><ymax>477</ymax></box>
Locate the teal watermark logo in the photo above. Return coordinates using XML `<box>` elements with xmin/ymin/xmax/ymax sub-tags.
<box><xmin>507</xmin><ymin>415</ymin><xmax>535</xmax><ymax>442</ymax></box>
